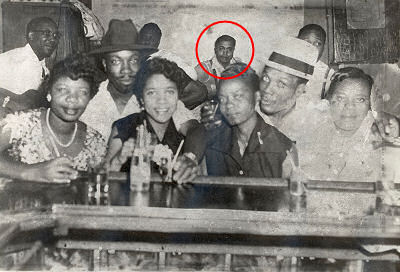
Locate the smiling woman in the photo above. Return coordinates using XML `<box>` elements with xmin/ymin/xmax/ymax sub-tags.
<box><xmin>106</xmin><ymin>57</ymin><xmax>206</xmax><ymax>184</ymax></box>
<box><xmin>0</xmin><ymin>53</ymin><xmax>107</xmax><ymax>184</ymax></box>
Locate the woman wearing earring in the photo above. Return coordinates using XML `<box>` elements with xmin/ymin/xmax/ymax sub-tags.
<box><xmin>0</xmin><ymin>53</ymin><xmax>106</xmax><ymax>183</ymax></box>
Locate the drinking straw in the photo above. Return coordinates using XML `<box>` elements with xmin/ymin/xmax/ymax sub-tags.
<box><xmin>172</xmin><ymin>140</ymin><xmax>185</xmax><ymax>167</ymax></box>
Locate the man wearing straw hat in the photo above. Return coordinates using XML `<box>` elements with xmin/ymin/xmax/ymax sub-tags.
<box><xmin>80</xmin><ymin>19</ymin><xmax>196</xmax><ymax>140</ymax></box>
<box><xmin>258</xmin><ymin>36</ymin><xmax>399</xmax><ymax>144</ymax></box>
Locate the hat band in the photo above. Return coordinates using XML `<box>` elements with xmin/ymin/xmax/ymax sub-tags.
<box><xmin>268</xmin><ymin>52</ymin><xmax>314</xmax><ymax>76</ymax></box>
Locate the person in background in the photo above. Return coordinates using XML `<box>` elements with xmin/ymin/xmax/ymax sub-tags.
<box><xmin>205</xmin><ymin>63</ymin><xmax>296</xmax><ymax>178</ymax></box>
<box><xmin>0</xmin><ymin>17</ymin><xmax>59</xmax><ymax>95</ymax></box>
<box><xmin>297</xmin><ymin>24</ymin><xmax>335</xmax><ymax>107</ymax></box>
<box><xmin>195</xmin><ymin>35</ymin><xmax>241</xmax><ymax>99</ymax></box>
<box><xmin>138</xmin><ymin>22</ymin><xmax>207</xmax><ymax>109</ymax></box>
<box><xmin>0</xmin><ymin>53</ymin><xmax>106</xmax><ymax>183</ymax></box>
<box><xmin>80</xmin><ymin>19</ymin><xmax>197</xmax><ymax>141</ymax></box>
<box><xmin>107</xmin><ymin>57</ymin><xmax>206</xmax><ymax>183</ymax></box>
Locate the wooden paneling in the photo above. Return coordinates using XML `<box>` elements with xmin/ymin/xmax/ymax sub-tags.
<box><xmin>332</xmin><ymin>0</ymin><xmax>400</xmax><ymax>64</ymax></box>
<box><xmin>1</xmin><ymin>1</ymin><xmax>88</xmax><ymax>67</ymax></box>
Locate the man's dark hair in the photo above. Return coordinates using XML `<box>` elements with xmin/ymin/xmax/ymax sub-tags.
<box><xmin>297</xmin><ymin>24</ymin><xmax>326</xmax><ymax>43</ymax></box>
<box><xmin>215</xmin><ymin>35</ymin><xmax>236</xmax><ymax>48</ymax></box>
<box><xmin>134</xmin><ymin>57</ymin><xmax>187</xmax><ymax>103</ymax></box>
<box><xmin>323</xmin><ymin>67</ymin><xmax>373</xmax><ymax>100</ymax></box>
<box><xmin>219</xmin><ymin>63</ymin><xmax>259</xmax><ymax>93</ymax></box>
<box><xmin>26</xmin><ymin>17</ymin><xmax>57</xmax><ymax>38</ymax></box>
<box><xmin>138</xmin><ymin>23</ymin><xmax>162</xmax><ymax>46</ymax></box>
<box><xmin>43</xmin><ymin>52</ymin><xmax>103</xmax><ymax>98</ymax></box>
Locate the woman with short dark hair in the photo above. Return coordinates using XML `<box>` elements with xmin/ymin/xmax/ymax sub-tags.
<box><xmin>107</xmin><ymin>57</ymin><xmax>206</xmax><ymax>183</ymax></box>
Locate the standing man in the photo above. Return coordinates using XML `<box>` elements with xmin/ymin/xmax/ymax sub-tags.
<box><xmin>80</xmin><ymin>19</ymin><xmax>196</xmax><ymax>140</ymax></box>
<box><xmin>297</xmin><ymin>24</ymin><xmax>334</xmax><ymax>105</ymax></box>
<box><xmin>195</xmin><ymin>35</ymin><xmax>241</xmax><ymax>99</ymax></box>
<box><xmin>0</xmin><ymin>17</ymin><xmax>59</xmax><ymax>95</ymax></box>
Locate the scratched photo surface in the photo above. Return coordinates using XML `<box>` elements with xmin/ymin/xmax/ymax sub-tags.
<box><xmin>0</xmin><ymin>0</ymin><xmax>399</xmax><ymax>271</ymax></box>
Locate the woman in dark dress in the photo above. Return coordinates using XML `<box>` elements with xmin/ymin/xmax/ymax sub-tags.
<box><xmin>107</xmin><ymin>57</ymin><xmax>206</xmax><ymax>183</ymax></box>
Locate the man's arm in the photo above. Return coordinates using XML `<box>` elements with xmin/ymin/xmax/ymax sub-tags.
<box><xmin>180</xmin><ymin>80</ymin><xmax>208</xmax><ymax>109</ymax></box>
<box><xmin>195</xmin><ymin>64</ymin><xmax>209</xmax><ymax>82</ymax></box>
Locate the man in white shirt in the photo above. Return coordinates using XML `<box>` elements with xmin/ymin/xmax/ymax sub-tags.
<box><xmin>80</xmin><ymin>19</ymin><xmax>195</xmax><ymax>140</ymax></box>
<box><xmin>195</xmin><ymin>35</ymin><xmax>241</xmax><ymax>99</ymax></box>
<box><xmin>0</xmin><ymin>17</ymin><xmax>59</xmax><ymax>95</ymax></box>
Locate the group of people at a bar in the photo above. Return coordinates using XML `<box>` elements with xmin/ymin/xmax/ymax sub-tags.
<box><xmin>0</xmin><ymin>17</ymin><xmax>399</xmax><ymax>187</ymax></box>
<box><xmin>0</xmin><ymin>17</ymin><xmax>398</xmax><ymax>187</ymax></box>
<box><xmin>0</xmin><ymin>14</ymin><xmax>399</xmax><ymax>272</ymax></box>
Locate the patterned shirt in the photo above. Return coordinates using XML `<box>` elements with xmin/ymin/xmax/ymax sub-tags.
<box><xmin>2</xmin><ymin>108</ymin><xmax>107</xmax><ymax>170</ymax></box>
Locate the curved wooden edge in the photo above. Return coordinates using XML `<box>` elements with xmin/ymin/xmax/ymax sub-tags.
<box><xmin>51</xmin><ymin>204</ymin><xmax>400</xmax><ymax>239</ymax></box>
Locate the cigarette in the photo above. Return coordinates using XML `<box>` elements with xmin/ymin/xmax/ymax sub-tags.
<box><xmin>212</xmin><ymin>103</ymin><xmax>219</xmax><ymax>117</ymax></box>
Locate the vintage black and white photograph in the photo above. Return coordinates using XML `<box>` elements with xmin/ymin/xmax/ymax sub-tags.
<box><xmin>0</xmin><ymin>0</ymin><xmax>399</xmax><ymax>271</ymax></box>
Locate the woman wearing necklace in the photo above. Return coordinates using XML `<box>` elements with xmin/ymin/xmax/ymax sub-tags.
<box><xmin>0</xmin><ymin>53</ymin><xmax>106</xmax><ymax>183</ymax></box>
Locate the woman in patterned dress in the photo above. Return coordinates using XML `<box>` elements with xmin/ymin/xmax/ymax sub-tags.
<box><xmin>0</xmin><ymin>53</ymin><xmax>107</xmax><ymax>184</ymax></box>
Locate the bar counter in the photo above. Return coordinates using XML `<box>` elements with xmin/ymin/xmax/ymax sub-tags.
<box><xmin>0</xmin><ymin>174</ymin><xmax>399</xmax><ymax>271</ymax></box>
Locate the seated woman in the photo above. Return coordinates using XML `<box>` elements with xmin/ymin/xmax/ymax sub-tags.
<box><xmin>299</xmin><ymin>67</ymin><xmax>386</xmax><ymax>182</ymax></box>
<box><xmin>107</xmin><ymin>57</ymin><xmax>206</xmax><ymax>183</ymax></box>
<box><xmin>205</xmin><ymin>63</ymin><xmax>297</xmax><ymax>178</ymax></box>
<box><xmin>0</xmin><ymin>53</ymin><xmax>107</xmax><ymax>184</ymax></box>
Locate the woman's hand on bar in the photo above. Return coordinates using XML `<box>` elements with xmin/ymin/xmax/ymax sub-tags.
<box><xmin>172</xmin><ymin>153</ymin><xmax>199</xmax><ymax>184</ymax></box>
<box><xmin>24</xmin><ymin>157</ymin><xmax>77</xmax><ymax>183</ymax></box>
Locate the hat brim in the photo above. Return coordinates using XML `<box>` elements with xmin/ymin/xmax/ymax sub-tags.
<box><xmin>265</xmin><ymin>60</ymin><xmax>312</xmax><ymax>80</ymax></box>
<box><xmin>89</xmin><ymin>44</ymin><xmax>158</xmax><ymax>55</ymax></box>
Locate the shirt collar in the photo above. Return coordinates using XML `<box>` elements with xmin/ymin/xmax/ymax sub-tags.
<box><xmin>210</xmin><ymin>55</ymin><xmax>238</xmax><ymax>76</ymax></box>
<box><xmin>25</xmin><ymin>43</ymin><xmax>44</xmax><ymax>63</ymax></box>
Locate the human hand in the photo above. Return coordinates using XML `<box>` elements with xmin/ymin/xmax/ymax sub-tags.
<box><xmin>200</xmin><ymin>100</ymin><xmax>222</xmax><ymax>130</ymax></box>
<box><xmin>110</xmin><ymin>138</ymin><xmax>135</xmax><ymax>171</ymax></box>
<box><xmin>172</xmin><ymin>153</ymin><xmax>199</xmax><ymax>184</ymax></box>
<box><xmin>27</xmin><ymin>157</ymin><xmax>77</xmax><ymax>183</ymax></box>
<box><xmin>372</xmin><ymin>111</ymin><xmax>400</xmax><ymax>143</ymax></box>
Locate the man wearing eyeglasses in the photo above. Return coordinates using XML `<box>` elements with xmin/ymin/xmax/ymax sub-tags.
<box><xmin>0</xmin><ymin>17</ymin><xmax>59</xmax><ymax>95</ymax></box>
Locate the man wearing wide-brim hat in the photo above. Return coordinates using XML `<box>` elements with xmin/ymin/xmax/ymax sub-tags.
<box><xmin>80</xmin><ymin>19</ymin><xmax>196</xmax><ymax>141</ymax></box>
